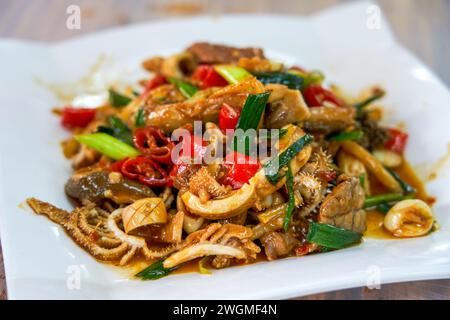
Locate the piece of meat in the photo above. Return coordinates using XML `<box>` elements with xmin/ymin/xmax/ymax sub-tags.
<box><xmin>358</xmin><ymin>112</ymin><xmax>389</xmax><ymax>150</ymax></box>
<box><xmin>186</xmin><ymin>42</ymin><xmax>265</xmax><ymax>64</ymax></box>
<box><xmin>318</xmin><ymin>175</ymin><xmax>366</xmax><ymax>233</ymax></box>
<box><xmin>265</xmin><ymin>84</ymin><xmax>310</xmax><ymax>129</ymax></box>
<box><xmin>188</xmin><ymin>167</ymin><xmax>230</xmax><ymax>202</ymax></box>
<box><xmin>303</xmin><ymin>106</ymin><xmax>355</xmax><ymax>134</ymax></box>
<box><xmin>143</xmin><ymin>77</ymin><xmax>265</xmax><ymax>132</ymax></box>
<box><xmin>65</xmin><ymin>170</ymin><xmax>156</xmax><ymax>205</ymax></box>
<box><xmin>260</xmin><ymin>231</ymin><xmax>299</xmax><ymax>260</ymax></box>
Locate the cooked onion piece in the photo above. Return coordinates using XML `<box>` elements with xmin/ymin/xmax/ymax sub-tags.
<box><xmin>163</xmin><ymin>244</ymin><xmax>246</xmax><ymax>268</ymax></box>
<box><xmin>372</xmin><ymin>148</ymin><xmax>403</xmax><ymax>168</ymax></box>
<box><xmin>383</xmin><ymin>199</ymin><xmax>434</xmax><ymax>237</ymax></box>
<box><xmin>181</xmin><ymin>183</ymin><xmax>256</xmax><ymax>219</ymax></box>
<box><xmin>337</xmin><ymin>151</ymin><xmax>371</xmax><ymax>194</ymax></box>
<box><xmin>341</xmin><ymin>141</ymin><xmax>402</xmax><ymax>192</ymax></box>
<box><xmin>121</xmin><ymin>198</ymin><xmax>168</xmax><ymax>234</ymax></box>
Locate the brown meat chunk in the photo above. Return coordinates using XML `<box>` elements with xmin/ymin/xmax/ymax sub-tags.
<box><xmin>260</xmin><ymin>232</ymin><xmax>299</xmax><ymax>260</ymax></box>
<box><xmin>265</xmin><ymin>84</ymin><xmax>310</xmax><ymax>129</ymax></box>
<box><xmin>65</xmin><ymin>171</ymin><xmax>156</xmax><ymax>205</ymax></box>
<box><xmin>318</xmin><ymin>175</ymin><xmax>366</xmax><ymax>233</ymax></box>
<box><xmin>186</xmin><ymin>42</ymin><xmax>265</xmax><ymax>64</ymax></box>
<box><xmin>303</xmin><ymin>107</ymin><xmax>355</xmax><ymax>134</ymax></box>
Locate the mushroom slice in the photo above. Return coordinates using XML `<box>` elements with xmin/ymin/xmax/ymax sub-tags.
<box><xmin>121</xmin><ymin>198</ymin><xmax>168</xmax><ymax>235</ymax></box>
<box><xmin>163</xmin><ymin>244</ymin><xmax>246</xmax><ymax>268</ymax></box>
<box><xmin>181</xmin><ymin>183</ymin><xmax>256</xmax><ymax>219</ymax></box>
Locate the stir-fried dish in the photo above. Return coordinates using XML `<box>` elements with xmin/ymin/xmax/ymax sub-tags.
<box><xmin>27</xmin><ymin>42</ymin><xmax>437</xmax><ymax>279</ymax></box>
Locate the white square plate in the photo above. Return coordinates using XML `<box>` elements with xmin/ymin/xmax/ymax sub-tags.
<box><xmin>1</xmin><ymin>1</ymin><xmax>449</xmax><ymax>299</ymax></box>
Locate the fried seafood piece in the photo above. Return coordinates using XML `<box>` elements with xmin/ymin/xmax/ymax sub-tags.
<box><xmin>188</xmin><ymin>167</ymin><xmax>230</xmax><ymax>203</ymax></box>
<box><xmin>65</xmin><ymin>170</ymin><xmax>156</xmax><ymax>205</ymax></box>
<box><xmin>163</xmin><ymin>223</ymin><xmax>261</xmax><ymax>269</ymax></box>
<box><xmin>260</xmin><ymin>231</ymin><xmax>300</xmax><ymax>261</ymax></box>
<box><xmin>186</xmin><ymin>42</ymin><xmax>265</xmax><ymax>64</ymax></box>
<box><xmin>318</xmin><ymin>174</ymin><xmax>366</xmax><ymax>233</ymax></box>
<box><xmin>295</xmin><ymin>149</ymin><xmax>335</xmax><ymax>217</ymax></box>
<box><xmin>140</xmin><ymin>77</ymin><xmax>265</xmax><ymax>133</ymax></box>
<box><xmin>303</xmin><ymin>106</ymin><xmax>356</xmax><ymax>134</ymax></box>
<box><xmin>181</xmin><ymin>124</ymin><xmax>312</xmax><ymax>219</ymax></box>
<box><xmin>265</xmin><ymin>84</ymin><xmax>310</xmax><ymax>129</ymax></box>
<box><xmin>26</xmin><ymin>198</ymin><xmax>184</xmax><ymax>266</ymax></box>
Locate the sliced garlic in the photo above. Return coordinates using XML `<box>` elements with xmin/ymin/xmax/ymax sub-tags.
<box><xmin>373</xmin><ymin>148</ymin><xmax>403</xmax><ymax>168</ymax></box>
<box><xmin>383</xmin><ymin>199</ymin><xmax>434</xmax><ymax>237</ymax></box>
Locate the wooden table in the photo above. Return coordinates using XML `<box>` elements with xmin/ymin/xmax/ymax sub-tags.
<box><xmin>0</xmin><ymin>0</ymin><xmax>449</xmax><ymax>300</ymax></box>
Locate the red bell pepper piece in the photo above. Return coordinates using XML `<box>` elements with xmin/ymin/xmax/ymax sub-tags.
<box><xmin>192</xmin><ymin>65</ymin><xmax>228</xmax><ymax>89</ymax></box>
<box><xmin>385</xmin><ymin>128</ymin><xmax>408</xmax><ymax>153</ymax></box>
<box><xmin>61</xmin><ymin>107</ymin><xmax>96</xmax><ymax>129</ymax></box>
<box><xmin>133</xmin><ymin>126</ymin><xmax>174</xmax><ymax>165</ymax></box>
<box><xmin>143</xmin><ymin>75</ymin><xmax>167</xmax><ymax>94</ymax></box>
<box><xmin>169</xmin><ymin>135</ymin><xmax>207</xmax><ymax>187</ymax></box>
<box><xmin>303</xmin><ymin>85</ymin><xmax>343</xmax><ymax>107</ymax></box>
<box><xmin>220</xmin><ymin>152</ymin><xmax>260</xmax><ymax>190</ymax></box>
<box><xmin>218</xmin><ymin>103</ymin><xmax>241</xmax><ymax>131</ymax></box>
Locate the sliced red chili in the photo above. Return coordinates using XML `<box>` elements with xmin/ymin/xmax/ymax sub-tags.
<box><xmin>316</xmin><ymin>170</ymin><xmax>337</xmax><ymax>182</ymax></box>
<box><xmin>61</xmin><ymin>107</ymin><xmax>96</xmax><ymax>129</ymax></box>
<box><xmin>303</xmin><ymin>85</ymin><xmax>343</xmax><ymax>107</ymax></box>
<box><xmin>218</xmin><ymin>103</ymin><xmax>241</xmax><ymax>131</ymax></box>
<box><xmin>385</xmin><ymin>128</ymin><xmax>408</xmax><ymax>154</ymax></box>
<box><xmin>192</xmin><ymin>65</ymin><xmax>228</xmax><ymax>89</ymax></box>
<box><xmin>121</xmin><ymin>156</ymin><xmax>169</xmax><ymax>187</ymax></box>
<box><xmin>133</xmin><ymin>126</ymin><xmax>174</xmax><ymax>165</ymax></box>
<box><xmin>110</xmin><ymin>158</ymin><xmax>127</xmax><ymax>172</ymax></box>
<box><xmin>143</xmin><ymin>75</ymin><xmax>167</xmax><ymax>94</ymax></box>
<box><xmin>220</xmin><ymin>152</ymin><xmax>260</xmax><ymax>190</ymax></box>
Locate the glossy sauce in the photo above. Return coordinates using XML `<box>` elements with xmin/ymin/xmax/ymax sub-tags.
<box><xmin>364</xmin><ymin>160</ymin><xmax>433</xmax><ymax>239</ymax></box>
<box><xmin>128</xmin><ymin>161</ymin><xmax>433</xmax><ymax>276</ymax></box>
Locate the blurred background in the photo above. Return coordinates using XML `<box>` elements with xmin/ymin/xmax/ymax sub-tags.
<box><xmin>0</xmin><ymin>0</ymin><xmax>449</xmax><ymax>300</ymax></box>
<box><xmin>0</xmin><ymin>0</ymin><xmax>449</xmax><ymax>85</ymax></box>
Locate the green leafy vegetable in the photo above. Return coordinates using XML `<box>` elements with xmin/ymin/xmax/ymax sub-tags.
<box><xmin>328</xmin><ymin>130</ymin><xmax>364</xmax><ymax>142</ymax></box>
<box><xmin>168</xmin><ymin>77</ymin><xmax>198</xmax><ymax>98</ymax></box>
<box><xmin>359</xmin><ymin>173</ymin><xmax>366</xmax><ymax>187</ymax></box>
<box><xmin>353</xmin><ymin>89</ymin><xmax>385</xmax><ymax>111</ymax></box>
<box><xmin>283</xmin><ymin>163</ymin><xmax>296</xmax><ymax>231</ymax></box>
<box><xmin>98</xmin><ymin>115</ymin><xmax>133</xmax><ymax>146</ymax></box>
<box><xmin>301</xmin><ymin>71</ymin><xmax>325</xmax><ymax>89</ymax></box>
<box><xmin>214</xmin><ymin>65</ymin><xmax>252</xmax><ymax>84</ymax></box>
<box><xmin>376</xmin><ymin>203</ymin><xmax>392</xmax><ymax>214</ymax></box>
<box><xmin>198</xmin><ymin>257</ymin><xmax>212</xmax><ymax>275</ymax></box>
<box><xmin>254</xmin><ymin>71</ymin><xmax>304</xmax><ymax>90</ymax></box>
<box><xmin>364</xmin><ymin>193</ymin><xmax>414</xmax><ymax>208</ymax></box>
<box><xmin>306</xmin><ymin>222</ymin><xmax>362</xmax><ymax>249</ymax></box>
<box><xmin>264</xmin><ymin>134</ymin><xmax>314</xmax><ymax>184</ymax></box>
<box><xmin>235</xmin><ymin>92</ymin><xmax>270</xmax><ymax>131</ymax></box>
<box><xmin>109</xmin><ymin>89</ymin><xmax>132</xmax><ymax>108</ymax></box>
<box><xmin>75</xmin><ymin>133</ymin><xmax>140</xmax><ymax>160</ymax></box>
<box><xmin>135</xmin><ymin>108</ymin><xmax>146</xmax><ymax>128</ymax></box>
<box><xmin>387</xmin><ymin>169</ymin><xmax>416</xmax><ymax>194</ymax></box>
<box><xmin>135</xmin><ymin>259</ymin><xmax>178</xmax><ymax>280</ymax></box>
<box><xmin>233</xmin><ymin>92</ymin><xmax>270</xmax><ymax>155</ymax></box>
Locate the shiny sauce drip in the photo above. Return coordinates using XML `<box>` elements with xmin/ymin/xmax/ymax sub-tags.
<box><xmin>364</xmin><ymin>160</ymin><xmax>434</xmax><ymax>239</ymax></box>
